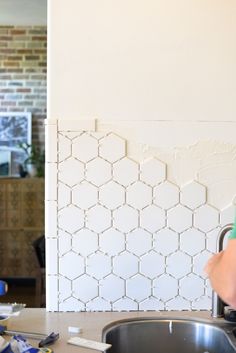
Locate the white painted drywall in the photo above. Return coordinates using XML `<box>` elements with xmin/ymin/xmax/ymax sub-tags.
<box><xmin>47</xmin><ymin>0</ymin><xmax>236</xmax><ymax>208</ymax></box>
<box><xmin>0</xmin><ymin>0</ymin><xmax>47</xmax><ymax>25</ymax></box>
<box><xmin>48</xmin><ymin>0</ymin><xmax>236</xmax><ymax>122</ymax></box>
<box><xmin>46</xmin><ymin>1</ymin><xmax>236</xmax><ymax>311</ymax></box>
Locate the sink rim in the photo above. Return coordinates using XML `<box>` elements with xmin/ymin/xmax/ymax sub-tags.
<box><xmin>102</xmin><ymin>315</ymin><xmax>236</xmax><ymax>350</ymax></box>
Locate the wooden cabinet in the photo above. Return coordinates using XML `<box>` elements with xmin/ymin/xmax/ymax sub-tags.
<box><xmin>0</xmin><ymin>178</ymin><xmax>44</xmax><ymax>278</ymax></box>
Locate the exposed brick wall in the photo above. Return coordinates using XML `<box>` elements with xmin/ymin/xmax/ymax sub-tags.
<box><xmin>0</xmin><ymin>26</ymin><xmax>47</xmax><ymax>151</ymax></box>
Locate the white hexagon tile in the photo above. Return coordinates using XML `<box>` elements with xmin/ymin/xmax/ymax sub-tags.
<box><xmin>99</xmin><ymin>181</ymin><xmax>125</xmax><ymax>210</ymax></box>
<box><xmin>72</xmin><ymin>182</ymin><xmax>98</xmax><ymax>210</ymax></box>
<box><xmin>99</xmin><ymin>133</ymin><xmax>126</xmax><ymax>163</ymax></box>
<box><xmin>126</xmin><ymin>181</ymin><xmax>152</xmax><ymax>210</ymax></box>
<box><xmin>140</xmin><ymin>205</ymin><xmax>166</xmax><ymax>232</ymax></box>
<box><xmin>45</xmin><ymin>128</ymin><xmax>235</xmax><ymax>311</ymax></box>
<box><xmin>73</xmin><ymin>274</ymin><xmax>98</xmax><ymax>303</ymax></box>
<box><xmin>127</xmin><ymin>228</ymin><xmax>152</xmax><ymax>256</ymax></box>
<box><xmin>100</xmin><ymin>274</ymin><xmax>125</xmax><ymax>302</ymax></box>
<box><xmin>73</xmin><ymin>229</ymin><xmax>98</xmax><ymax>256</ymax></box>
<box><xmin>180</xmin><ymin>181</ymin><xmax>206</xmax><ymax>210</ymax></box>
<box><xmin>140</xmin><ymin>251</ymin><xmax>165</xmax><ymax>279</ymax></box>
<box><xmin>59</xmin><ymin>157</ymin><xmax>84</xmax><ymax>187</ymax></box>
<box><xmin>86</xmin><ymin>158</ymin><xmax>112</xmax><ymax>187</ymax></box>
<box><xmin>72</xmin><ymin>134</ymin><xmax>98</xmax><ymax>162</ymax></box>
<box><xmin>99</xmin><ymin>228</ymin><xmax>125</xmax><ymax>256</ymax></box>
<box><xmin>113</xmin><ymin>252</ymin><xmax>139</xmax><ymax>279</ymax></box>
<box><xmin>126</xmin><ymin>274</ymin><xmax>151</xmax><ymax>302</ymax></box>
<box><xmin>140</xmin><ymin>158</ymin><xmax>166</xmax><ymax>186</ymax></box>
<box><xmin>153</xmin><ymin>274</ymin><xmax>178</xmax><ymax>302</ymax></box>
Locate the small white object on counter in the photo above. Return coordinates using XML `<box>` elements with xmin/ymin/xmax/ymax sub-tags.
<box><xmin>68</xmin><ymin>326</ymin><xmax>82</xmax><ymax>334</ymax></box>
<box><xmin>0</xmin><ymin>303</ymin><xmax>26</xmax><ymax>314</ymax></box>
<box><xmin>68</xmin><ymin>337</ymin><xmax>112</xmax><ymax>351</ymax></box>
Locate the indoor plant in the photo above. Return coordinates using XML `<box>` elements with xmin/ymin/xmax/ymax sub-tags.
<box><xmin>19</xmin><ymin>142</ymin><xmax>45</xmax><ymax>177</ymax></box>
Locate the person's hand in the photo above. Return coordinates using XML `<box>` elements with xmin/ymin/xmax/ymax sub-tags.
<box><xmin>204</xmin><ymin>251</ymin><xmax>224</xmax><ymax>276</ymax></box>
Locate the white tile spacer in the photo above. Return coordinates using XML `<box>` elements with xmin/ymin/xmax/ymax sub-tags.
<box><xmin>68</xmin><ymin>326</ymin><xmax>82</xmax><ymax>334</ymax></box>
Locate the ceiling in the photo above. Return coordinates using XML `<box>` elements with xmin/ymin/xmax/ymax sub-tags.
<box><xmin>0</xmin><ymin>0</ymin><xmax>47</xmax><ymax>25</ymax></box>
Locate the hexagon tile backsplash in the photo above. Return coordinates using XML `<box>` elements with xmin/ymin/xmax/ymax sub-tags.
<box><xmin>45</xmin><ymin>120</ymin><xmax>234</xmax><ymax>312</ymax></box>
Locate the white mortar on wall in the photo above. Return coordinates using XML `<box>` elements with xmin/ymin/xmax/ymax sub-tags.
<box><xmin>97</xmin><ymin>120</ymin><xmax>236</xmax><ymax>209</ymax></box>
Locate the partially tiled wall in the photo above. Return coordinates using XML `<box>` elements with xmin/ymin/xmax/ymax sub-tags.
<box><xmin>0</xmin><ymin>26</ymin><xmax>47</xmax><ymax>149</ymax></box>
<box><xmin>45</xmin><ymin>120</ymin><xmax>235</xmax><ymax>311</ymax></box>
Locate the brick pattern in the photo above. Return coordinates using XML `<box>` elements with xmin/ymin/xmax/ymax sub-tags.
<box><xmin>0</xmin><ymin>26</ymin><xmax>47</xmax><ymax>150</ymax></box>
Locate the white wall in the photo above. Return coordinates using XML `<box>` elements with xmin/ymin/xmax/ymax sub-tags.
<box><xmin>46</xmin><ymin>0</ymin><xmax>236</xmax><ymax>311</ymax></box>
<box><xmin>48</xmin><ymin>0</ymin><xmax>236</xmax><ymax>207</ymax></box>
<box><xmin>0</xmin><ymin>0</ymin><xmax>47</xmax><ymax>25</ymax></box>
<box><xmin>48</xmin><ymin>0</ymin><xmax>236</xmax><ymax>121</ymax></box>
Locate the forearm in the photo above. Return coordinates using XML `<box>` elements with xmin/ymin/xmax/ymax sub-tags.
<box><xmin>206</xmin><ymin>240</ymin><xmax>236</xmax><ymax>308</ymax></box>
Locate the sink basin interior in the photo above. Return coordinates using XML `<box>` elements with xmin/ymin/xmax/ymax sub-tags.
<box><xmin>102</xmin><ymin>318</ymin><xmax>236</xmax><ymax>353</ymax></box>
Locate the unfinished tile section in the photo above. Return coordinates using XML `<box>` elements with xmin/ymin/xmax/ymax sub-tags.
<box><xmin>45</xmin><ymin>122</ymin><xmax>234</xmax><ymax>311</ymax></box>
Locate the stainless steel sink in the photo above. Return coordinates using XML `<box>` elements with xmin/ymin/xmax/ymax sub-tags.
<box><xmin>102</xmin><ymin>317</ymin><xmax>236</xmax><ymax>353</ymax></box>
